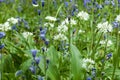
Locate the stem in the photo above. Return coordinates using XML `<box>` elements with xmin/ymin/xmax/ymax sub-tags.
<box><xmin>68</xmin><ymin>16</ymin><xmax>71</xmax><ymax>80</ymax></box>
<box><xmin>91</xmin><ymin>32</ymin><xmax>103</xmax><ymax>59</ymax></box>
<box><xmin>112</xmin><ymin>27</ymin><xmax>119</xmax><ymax>79</ymax></box>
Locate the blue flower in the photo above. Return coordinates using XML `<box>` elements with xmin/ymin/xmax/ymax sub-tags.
<box><xmin>0</xmin><ymin>32</ymin><xmax>5</xmax><ymax>39</ymax></box>
<box><xmin>29</xmin><ymin>66</ymin><xmax>36</xmax><ymax>74</ymax></box>
<box><xmin>38</xmin><ymin>76</ymin><xmax>43</xmax><ymax>80</ymax></box>
<box><xmin>38</xmin><ymin>10</ymin><xmax>41</xmax><ymax>15</ymax></box>
<box><xmin>104</xmin><ymin>0</ymin><xmax>110</xmax><ymax>5</ymax></box>
<box><xmin>31</xmin><ymin>49</ymin><xmax>37</xmax><ymax>58</ymax></box>
<box><xmin>44</xmin><ymin>39</ymin><xmax>49</xmax><ymax>46</ymax></box>
<box><xmin>64</xmin><ymin>2</ymin><xmax>69</xmax><ymax>7</ymax></box>
<box><xmin>107</xmin><ymin>53</ymin><xmax>112</xmax><ymax>59</ymax></box>
<box><xmin>12</xmin><ymin>25</ymin><xmax>17</xmax><ymax>31</ymax></box>
<box><xmin>0</xmin><ymin>44</ymin><xmax>4</xmax><ymax>49</ymax></box>
<box><xmin>84</xmin><ymin>0</ymin><xmax>91</xmax><ymax>7</ymax></box>
<box><xmin>112</xmin><ymin>21</ymin><xmax>119</xmax><ymax>28</ymax></box>
<box><xmin>118</xmin><ymin>0</ymin><xmax>120</xmax><ymax>3</ymax></box>
<box><xmin>0</xmin><ymin>0</ymin><xmax>4</xmax><ymax>2</ymax></box>
<box><xmin>35</xmin><ymin>57</ymin><xmax>40</xmax><ymax>65</ymax></box>
<box><xmin>40</xmin><ymin>28</ymin><xmax>47</xmax><ymax>41</ymax></box>
<box><xmin>41</xmin><ymin>0</ymin><xmax>45</xmax><ymax>7</ymax></box>
<box><xmin>32</xmin><ymin>0</ymin><xmax>38</xmax><ymax>5</ymax></box>
<box><xmin>87</xmin><ymin>77</ymin><xmax>92</xmax><ymax>80</ymax></box>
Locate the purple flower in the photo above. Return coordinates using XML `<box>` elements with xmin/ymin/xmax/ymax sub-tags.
<box><xmin>41</xmin><ymin>0</ymin><xmax>45</xmax><ymax>7</ymax></box>
<box><xmin>106</xmin><ymin>53</ymin><xmax>112</xmax><ymax>59</ymax></box>
<box><xmin>38</xmin><ymin>76</ymin><xmax>43</xmax><ymax>80</ymax></box>
<box><xmin>87</xmin><ymin>77</ymin><xmax>92</xmax><ymax>80</ymax></box>
<box><xmin>29</xmin><ymin>66</ymin><xmax>36</xmax><ymax>74</ymax></box>
<box><xmin>112</xmin><ymin>21</ymin><xmax>119</xmax><ymax>28</ymax></box>
<box><xmin>0</xmin><ymin>44</ymin><xmax>4</xmax><ymax>49</ymax></box>
<box><xmin>118</xmin><ymin>0</ymin><xmax>120</xmax><ymax>3</ymax></box>
<box><xmin>44</xmin><ymin>39</ymin><xmax>49</xmax><ymax>46</ymax></box>
<box><xmin>31</xmin><ymin>49</ymin><xmax>37</xmax><ymax>58</ymax></box>
<box><xmin>104</xmin><ymin>0</ymin><xmax>110</xmax><ymax>5</ymax></box>
<box><xmin>64</xmin><ymin>2</ymin><xmax>69</xmax><ymax>7</ymax></box>
<box><xmin>32</xmin><ymin>0</ymin><xmax>38</xmax><ymax>5</ymax></box>
<box><xmin>40</xmin><ymin>28</ymin><xmax>47</xmax><ymax>41</ymax></box>
<box><xmin>0</xmin><ymin>32</ymin><xmax>5</xmax><ymax>39</ymax></box>
<box><xmin>84</xmin><ymin>0</ymin><xmax>91</xmax><ymax>7</ymax></box>
<box><xmin>0</xmin><ymin>0</ymin><xmax>4</xmax><ymax>2</ymax></box>
<box><xmin>111</xmin><ymin>1</ymin><xmax>115</xmax><ymax>6</ymax></box>
<box><xmin>35</xmin><ymin>57</ymin><xmax>40</xmax><ymax>65</ymax></box>
<box><xmin>12</xmin><ymin>25</ymin><xmax>17</xmax><ymax>31</ymax></box>
<box><xmin>38</xmin><ymin>10</ymin><xmax>41</xmax><ymax>15</ymax></box>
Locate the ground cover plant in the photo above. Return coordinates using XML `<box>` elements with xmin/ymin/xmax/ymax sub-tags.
<box><xmin>0</xmin><ymin>0</ymin><xmax>120</xmax><ymax>80</ymax></box>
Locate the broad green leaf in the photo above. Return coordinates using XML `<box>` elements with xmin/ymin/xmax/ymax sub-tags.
<box><xmin>46</xmin><ymin>46</ymin><xmax>60</xmax><ymax>80</ymax></box>
<box><xmin>71</xmin><ymin>44</ymin><xmax>84</xmax><ymax>80</ymax></box>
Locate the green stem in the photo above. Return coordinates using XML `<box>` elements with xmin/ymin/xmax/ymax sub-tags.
<box><xmin>68</xmin><ymin>17</ymin><xmax>72</xmax><ymax>80</ymax></box>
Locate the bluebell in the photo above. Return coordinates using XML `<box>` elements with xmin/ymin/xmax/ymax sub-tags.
<box><xmin>0</xmin><ymin>32</ymin><xmax>5</xmax><ymax>39</ymax></box>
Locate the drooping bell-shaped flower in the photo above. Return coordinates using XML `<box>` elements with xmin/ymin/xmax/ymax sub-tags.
<box><xmin>0</xmin><ymin>32</ymin><xmax>5</xmax><ymax>39</ymax></box>
<box><xmin>31</xmin><ymin>49</ymin><xmax>37</xmax><ymax>58</ymax></box>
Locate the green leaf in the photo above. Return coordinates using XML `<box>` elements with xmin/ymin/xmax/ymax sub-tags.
<box><xmin>46</xmin><ymin>46</ymin><xmax>60</xmax><ymax>80</ymax></box>
<box><xmin>0</xmin><ymin>54</ymin><xmax>15</xmax><ymax>73</ymax></box>
<box><xmin>105</xmin><ymin>68</ymin><xmax>120</xmax><ymax>76</ymax></box>
<box><xmin>20</xmin><ymin>59</ymin><xmax>32</xmax><ymax>72</ymax></box>
<box><xmin>71</xmin><ymin>44</ymin><xmax>84</xmax><ymax>80</ymax></box>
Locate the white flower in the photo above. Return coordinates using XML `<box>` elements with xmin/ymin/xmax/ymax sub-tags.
<box><xmin>78</xmin><ymin>29</ymin><xmax>85</xmax><ymax>34</ymax></box>
<box><xmin>57</xmin><ymin>24</ymin><xmax>68</xmax><ymax>33</ymax></box>
<box><xmin>77</xmin><ymin>11</ymin><xmax>89</xmax><ymax>21</ymax></box>
<box><xmin>100</xmin><ymin>40</ymin><xmax>113</xmax><ymax>47</ymax></box>
<box><xmin>82</xmin><ymin>58</ymin><xmax>95</xmax><ymax>71</ymax></box>
<box><xmin>118</xmin><ymin>31</ymin><xmax>120</xmax><ymax>34</ymax></box>
<box><xmin>115</xmin><ymin>15</ymin><xmax>120</xmax><ymax>22</ymax></box>
<box><xmin>54</xmin><ymin>33</ymin><xmax>67</xmax><ymax>41</ymax></box>
<box><xmin>61</xmin><ymin>18</ymin><xmax>77</xmax><ymax>25</ymax></box>
<box><xmin>45</xmin><ymin>16</ymin><xmax>57</xmax><ymax>21</ymax></box>
<box><xmin>96</xmin><ymin>21</ymin><xmax>112</xmax><ymax>33</ymax></box>
<box><xmin>0</xmin><ymin>22</ymin><xmax>11</xmax><ymax>31</ymax></box>
<box><xmin>22</xmin><ymin>32</ymin><xmax>33</xmax><ymax>39</ymax></box>
<box><xmin>7</xmin><ymin>17</ymin><xmax>18</xmax><ymax>24</ymax></box>
<box><xmin>44</xmin><ymin>22</ymin><xmax>54</xmax><ymax>28</ymax></box>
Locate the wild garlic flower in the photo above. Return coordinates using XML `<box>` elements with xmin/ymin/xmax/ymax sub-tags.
<box><xmin>78</xmin><ymin>29</ymin><xmax>85</xmax><ymax>34</ymax></box>
<box><xmin>57</xmin><ymin>24</ymin><xmax>68</xmax><ymax>33</ymax></box>
<box><xmin>100</xmin><ymin>40</ymin><xmax>113</xmax><ymax>47</ymax></box>
<box><xmin>96</xmin><ymin>21</ymin><xmax>112</xmax><ymax>33</ymax></box>
<box><xmin>54</xmin><ymin>33</ymin><xmax>68</xmax><ymax>41</ymax></box>
<box><xmin>61</xmin><ymin>18</ymin><xmax>77</xmax><ymax>25</ymax></box>
<box><xmin>77</xmin><ymin>11</ymin><xmax>89</xmax><ymax>21</ymax></box>
<box><xmin>22</xmin><ymin>32</ymin><xmax>33</xmax><ymax>39</ymax></box>
<box><xmin>45</xmin><ymin>16</ymin><xmax>57</xmax><ymax>21</ymax></box>
<box><xmin>44</xmin><ymin>22</ymin><xmax>54</xmax><ymax>28</ymax></box>
<box><xmin>115</xmin><ymin>14</ymin><xmax>120</xmax><ymax>22</ymax></box>
<box><xmin>82</xmin><ymin>58</ymin><xmax>95</xmax><ymax>71</ymax></box>
<box><xmin>0</xmin><ymin>22</ymin><xmax>11</xmax><ymax>31</ymax></box>
<box><xmin>7</xmin><ymin>17</ymin><xmax>18</xmax><ymax>24</ymax></box>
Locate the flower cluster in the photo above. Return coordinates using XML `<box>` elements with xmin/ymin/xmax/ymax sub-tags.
<box><xmin>22</xmin><ymin>32</ymin><xmax>33</xmax><ymax>39</ymax></box>
<box><xmin>45</xmin><ymin>16</ymin><xmax>57</xmax><ymax>21</ymax></box>
<box><xmin>77</xmin><ymin>11</ymin><xmax>89</xmax><ymax>21</ymax></box>
<box><xmin>96</xmin><ymin>21</ymin><xmax>113</xmax><ymax>33</ymax></box>
<box><xmin>0</xmin><ymin>17</ymin><xmax>18</xmax><ymax>31</ymax></box>
<box><xmin>82</xmin><ymin>58</ymin><xmax>95</xmax><ymax>71</ymax></box>
<box><xmin>100</xmin><ymin>40</ymin><xmax>113</xmax><ymax>47</ymax></box>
